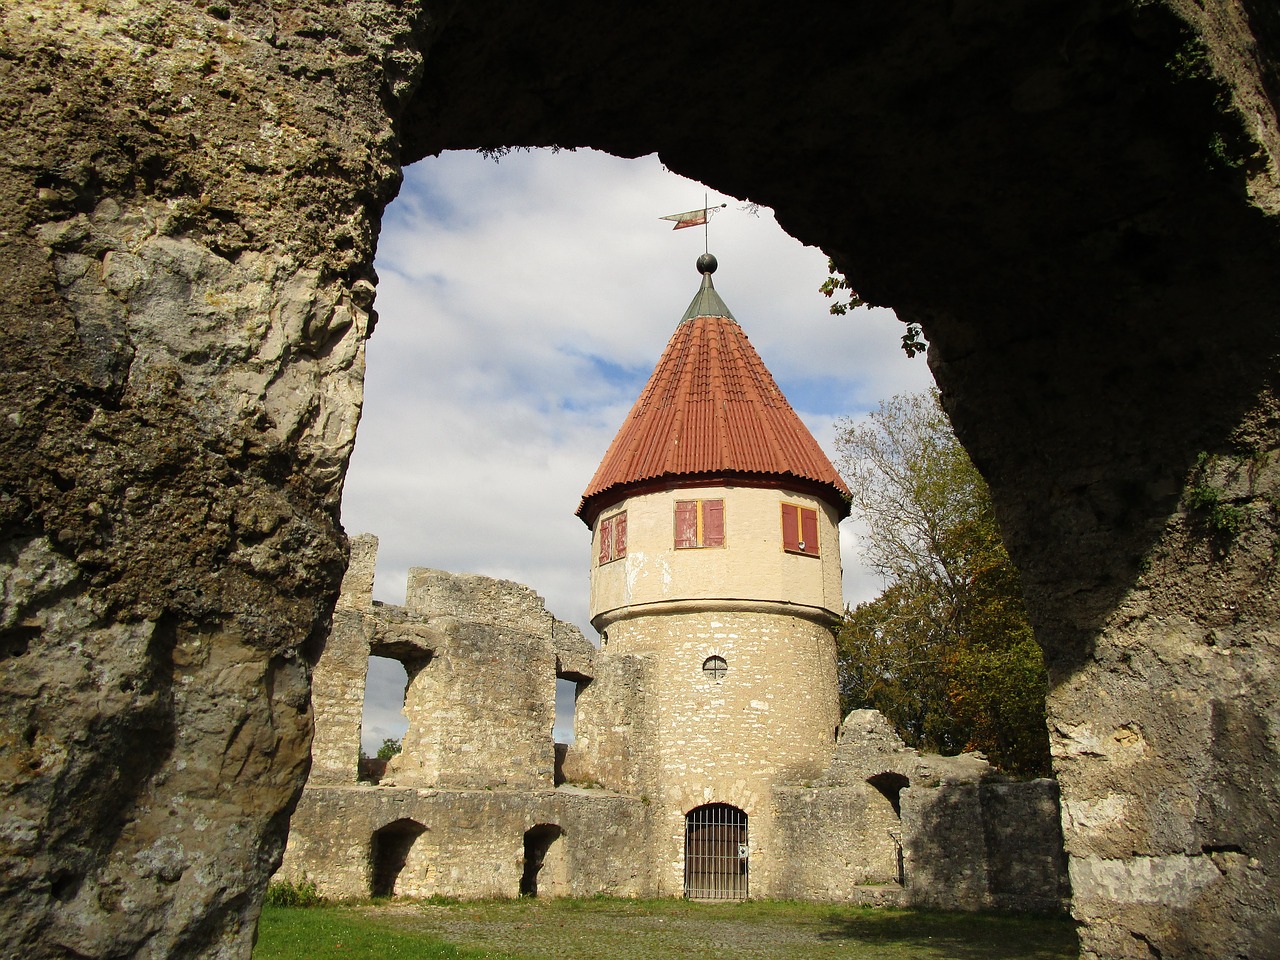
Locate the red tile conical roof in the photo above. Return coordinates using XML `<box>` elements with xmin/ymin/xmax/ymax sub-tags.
<box><xmin>576</xmin><ymin>259</ymin><xmax>851</xmax><ymax>524</ymax></box>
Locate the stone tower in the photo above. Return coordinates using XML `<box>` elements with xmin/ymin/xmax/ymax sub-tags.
<box><xmin>574</xmin><ymin>254</ymin><xmax>850</xmax><ymax>897</ymax></box>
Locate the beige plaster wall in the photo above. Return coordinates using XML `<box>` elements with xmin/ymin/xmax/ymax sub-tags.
<box><xmin>589</xmin><ymin>485</ymin><xmax>843</xmax><ymax>628</ymax></box>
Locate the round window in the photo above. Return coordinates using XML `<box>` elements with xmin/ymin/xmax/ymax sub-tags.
<box><xmin>702</xmin><ymin>655</ymin><xmax>727</xmax><ymax>681</ymax></box>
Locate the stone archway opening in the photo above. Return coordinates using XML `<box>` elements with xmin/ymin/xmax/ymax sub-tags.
<box><xmin>684</xmin><ymin>803</ymin><xmax>749</xmax><ymax>901</ymax></box>
<box><xmin>370</xmin><ymin>818</ymin><xmax>428</xmax><ymax>898</ymax></box>
<box><xmin>866</xmin><ymin>771</ymin><xmax>910</xmax><ymax>818</ymax></box>
<box><xmin>520</xmin><ymin>823</ymin><xmax>565</xmax><ymax>897</ymax></box>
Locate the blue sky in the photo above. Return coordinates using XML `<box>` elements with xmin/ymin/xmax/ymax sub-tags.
<box><xmin>339</xmin><ymin>149</ymin><xmax>933</xmax><ymax>753</ymax></box>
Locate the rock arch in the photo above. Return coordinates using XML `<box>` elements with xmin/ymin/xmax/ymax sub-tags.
<box><xmin>2</xmin><ymin>2</ymin><xmax>1278</xmax><ymax>958</ymax></box>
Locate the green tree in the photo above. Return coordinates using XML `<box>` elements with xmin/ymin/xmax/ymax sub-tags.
<box><xmin>376</xmin><ymin>738</ymin><xmax>402</xmax><ymax>762</ymax></box>
<box><xmin>836</xmin><ymin>390</ymin><xmax>1051</xmax><ymax>777</ymax></box>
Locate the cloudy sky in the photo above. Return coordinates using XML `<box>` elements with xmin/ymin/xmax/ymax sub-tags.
<box><xmin>339</xmin><ymin>148</ymin><xmax>933</xmax><ymax>752</ymax></box>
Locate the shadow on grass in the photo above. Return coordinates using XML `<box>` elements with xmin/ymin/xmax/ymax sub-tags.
<box><xmin>817</xmin><ymin>909</ymin><xmax>1079</xmax><ymax>960</ymax></box>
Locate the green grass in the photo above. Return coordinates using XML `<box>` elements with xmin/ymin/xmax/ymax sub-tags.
<box><xmin>255</xmin><ymin>905</ymin><xmax>518</xmax><ymax>960</ymax></box>
<box><xmin>254</xmin><ymin>898</ymin><xmax>1078</xmax><ymax>960</ymax></box>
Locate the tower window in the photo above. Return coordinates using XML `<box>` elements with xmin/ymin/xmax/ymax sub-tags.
<box><xmin>781</xmin><ymin>502</ymin><xmax>819</xmax><ymax>557</ymax></box>
<box><xmin>675</xmin><ymin>499</ymin><xmax>725</xmax><ymax>549</ymax></box>
<box><xmin>702</xmin><ymin>655</ymin><xmax>728</xmax><ymax>681</ymax></box>
<box><xmin>598</xmin><ymin>511</ymin><xmax>627</xmax><ymax>565</ymax></box>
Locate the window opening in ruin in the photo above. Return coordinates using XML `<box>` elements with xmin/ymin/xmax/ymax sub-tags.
<box><xmin>554</xmin><ymin>678</ymin><xmax>578</xmax><ymax>744</ymax></box>
<box><xmin>359</xmin><ymin>655</ymin><xmax>411</xmax><ymax>783</ymax></box>
<box><xmin>370</xmin><ymin>818</ymin><xmax>427</xmax><ymax>897</ymax></box>
<box><xmin>702</xmin><ymin>655</ymin><xmax>728</xmax><ymax>681</ymax></box>
<box><xmin>684</xmin><ymin>803</ymin><xmax>748</xmax><ymax>900</ymax></box>
<box><xmin>520</xmin><ymin>824</ymin><xmax>564</xmax><ymax>896</ymax></box>
<box><xmin>554</xmin><ymin>668</ymin><xmax>590</xmax><ymax>785</ymax></box>
<box><xmin>675</xmin><ymin>498</ymin><xmax>725</xmax><ymax>548</ymax></box>
<box><xmin>867</xmin><ymin>771</ymin><xmax>910</xmax><ymax>817</ymax></box>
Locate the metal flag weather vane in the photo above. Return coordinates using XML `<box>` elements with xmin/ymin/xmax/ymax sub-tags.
<box><xmin>660</xmin><ymin>197</ymin><xmax>728</xmax><ymax>252</ymax></box>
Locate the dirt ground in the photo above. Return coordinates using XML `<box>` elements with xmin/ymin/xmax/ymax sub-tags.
<box><xmin>362</xmin><ymin>898</ymin><xmax>1079</xmax><ymax>960</ymax></box>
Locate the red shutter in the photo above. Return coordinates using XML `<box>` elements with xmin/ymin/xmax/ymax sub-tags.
<box><xmin>781</xmin><ymin>503</ymin><xmax>800</xmax><ymax>552</ymax></box>
<box><xmin>703</xmin><ymin>499</ymin><xmax>725</xmax><ymax>547</ymax></box>
<box><xmin>614</xmin><ymin>511</ymin><xmax>627</xmax><ymax>559</ymax></box>
<box><xmin>598</xmin><ymin>516</ymin><xmax>612</xmax><ymax>565</ymax></box>
<box><xmin>675</xmin><ymin>500</ymin><xmax>698</xmax><ymax>548</ymax></box>
<box><xmin>801</xmin><ymin>507</ymin><xmax>819</xmax><ymax>556</ymax></box>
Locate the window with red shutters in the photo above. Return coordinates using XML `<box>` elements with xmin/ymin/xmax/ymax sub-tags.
<box><xmin>703</xmin><ymin>499</ymin><xmax>724</xmax><ymax>547</ymax></box>
<box><xmin>675</xmin><ymin>500</ymin><xmax>698</xmax><ymax>549</ymax></box>
<box><xmin>613</xmin><ymin>511</ymin><xmax>627</xmax><ymax>559</ymax></box>
<box><xmin>801</xmin><ymin>507</ymin><xmax>818</xmax><ymax>556</ymax></box>
<box><xmin>598</xmin><ymin>511</ymin><xmax>627</xmax><ymax>564</ymax></box>
<box><xmin>674</xmin><ymin>499</ymin><xmax>725</xmax><ymax>549</ymax></box>
<box><xmin>781</xmin><ymin>502</ymin><xmax>819</xmax><ymax>557</ymax></box>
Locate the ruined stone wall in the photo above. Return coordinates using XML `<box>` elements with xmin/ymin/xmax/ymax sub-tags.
<box><xmin>389</xmin><ymin>615</ymin><xmax>556</xmax><ymax>789</ymax></box>
<box><xmin>309</xmin><ymin>534</ymin><xmax>380</xmax><ymax>784</ymax></box>
<box><xmin>770</xmin><ymin>787</ymin><xmax>902</xmax><ymax>900</ymax></box>
<box><xmin>279</xmin><ymin>785</ymin><xmax>652</xmax><ymax>900</ymax></box>
<box><xmin>814</xmin><ymin>711</ymin><xmax>1070</xmax><ymax>914</ymax></box>
<box><xmin>301</xmin><ymin>560</ymin><xmax>1069</xmax><ymax>911</ymax></box>
<box><xmin>560</xmin><ymin>652</ymin><xmax>656</xmax><ymax>795</ymax></box>
<box><xmin>900</xmin><ymin>780</ymin><xmax>1070</xmax><ymax>914</ymax></box>
<box><xmin>306</xmin><ymin>556</ymin><xmax>594</xmax><ymax>791</ymax></box>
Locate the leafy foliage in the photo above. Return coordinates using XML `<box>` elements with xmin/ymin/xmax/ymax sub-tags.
<box><xmin>377</xmin><ymin>738</ymin><xmax>403</xmax><ymax>762</ymax></box>
<box><xmin>819</xmin><ymin>259</ymin><xmax>926</xmax><ymax>357</ymax></box>
<box><xmin>836</xmin><ymin>391</ymin><xmax>1051</xmax><ymax>777</ymax></box>
<box><xmin>264</xmin><ymin>878</ymin><xmax>325</xmax><ymax>908</ymax></box>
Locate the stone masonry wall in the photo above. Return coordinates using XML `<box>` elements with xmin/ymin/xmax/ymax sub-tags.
<box><xmin>306</xmin><ymin>555</ymin><xmax>595</xmax><ymax>792</ymax></box>
<box><xmin>560</xmin><ymin>652</ymin><xmax>655</xmax><ymax>795</ymax></box>
<box><xmin>279</xmin><ymin>786</ymin><xmax>652</xmax><ymax>901</ymax></box>
<box><xmin>602</xmin><ymin>609</ymin><xmax>840</xmax><ymax>898</ymax></box>
<box><xmin>296</xmin><ymin>550</ymin><xmax>1068</xmax><ymax>912</ymax></box>
<box><xmin>815</xmin><ymin>711</ymin><xmax>1071</xmax><ymax>914</ymax></box>
<box><xmin>770</xmin><ymin>786</ymin><xmax>902</xmax><ymax>900</ymax></box>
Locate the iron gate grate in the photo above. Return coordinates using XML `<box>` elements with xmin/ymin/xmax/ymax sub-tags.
<box><xmin>684</xmin><ymin>803</ymin><xmax>748</xmax><ymax>900</ymax></box>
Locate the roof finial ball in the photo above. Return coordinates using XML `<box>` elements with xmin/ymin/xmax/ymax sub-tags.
<box><xmin>696</xmin><ymin>252</ymin><xmax>718</xmax><ymax>275</ymax></box>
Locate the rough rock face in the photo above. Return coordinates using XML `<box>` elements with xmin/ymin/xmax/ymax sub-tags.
<box><xmin>2</xmin><ymin>1</ymin><xmax>1278</xmax><ymax>958</ymax></box>
<box><xmin>0</xmin><ymin>2</ymin><xmax>422</xmax><ymax>956</ymax></box>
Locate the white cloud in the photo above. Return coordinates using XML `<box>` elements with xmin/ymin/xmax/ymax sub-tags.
<box><xmin>340</xmin><ymin>148</ymin><xmax>933</xmax><ymax>749</ymax></box>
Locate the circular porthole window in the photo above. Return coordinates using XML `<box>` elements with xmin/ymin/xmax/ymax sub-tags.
<box><xmin>702</xmin><ymin>655</ymin><xmax>728</xmax><ymax>681</ymax></box>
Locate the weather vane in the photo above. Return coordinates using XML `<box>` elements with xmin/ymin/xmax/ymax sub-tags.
<box><xmin>660</xmin><ymin>194</ymin><xmax>728</xmax><ymax>253</ymax></box>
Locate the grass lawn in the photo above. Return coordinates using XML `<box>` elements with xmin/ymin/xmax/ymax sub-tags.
<box><xmin>254</xmin><ymin>898</ymin><xmax>1078</xmax><ymax>960</ymax></box>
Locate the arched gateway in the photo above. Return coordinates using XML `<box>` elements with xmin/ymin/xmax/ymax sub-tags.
<box><xmin>684</xmin><ymin>804</ymin><xmax>749</xmax><ymax>901</ymax></box>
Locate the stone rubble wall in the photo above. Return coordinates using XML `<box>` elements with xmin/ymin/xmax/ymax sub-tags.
<box><xmin>294</xmin><ymin>554</ymin><xmax>1069</xmax><ymax>913</ymax></box>
<box><xmin>798</xmin><ymin>710</ymin><xmax>1073</xmax><ymax>914</ymax></box>
<box><xmin>308</xmin><ymin>560</ymin><xmax>589</xmax><ymax>792</ymax></box>
<box><xmin>279</xmin><ymin>786</ymin><xmax>652</xmax><ymax>901</ymax></box>
<box><xmin>560</xmin><ymin>652</ymin><xmax>655</xmax><ymax>795</ymax></box>
<box><xmin>770</xmin><ymin>786</ymin><xmax>903</xmax><ymax>898</ymax></box>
